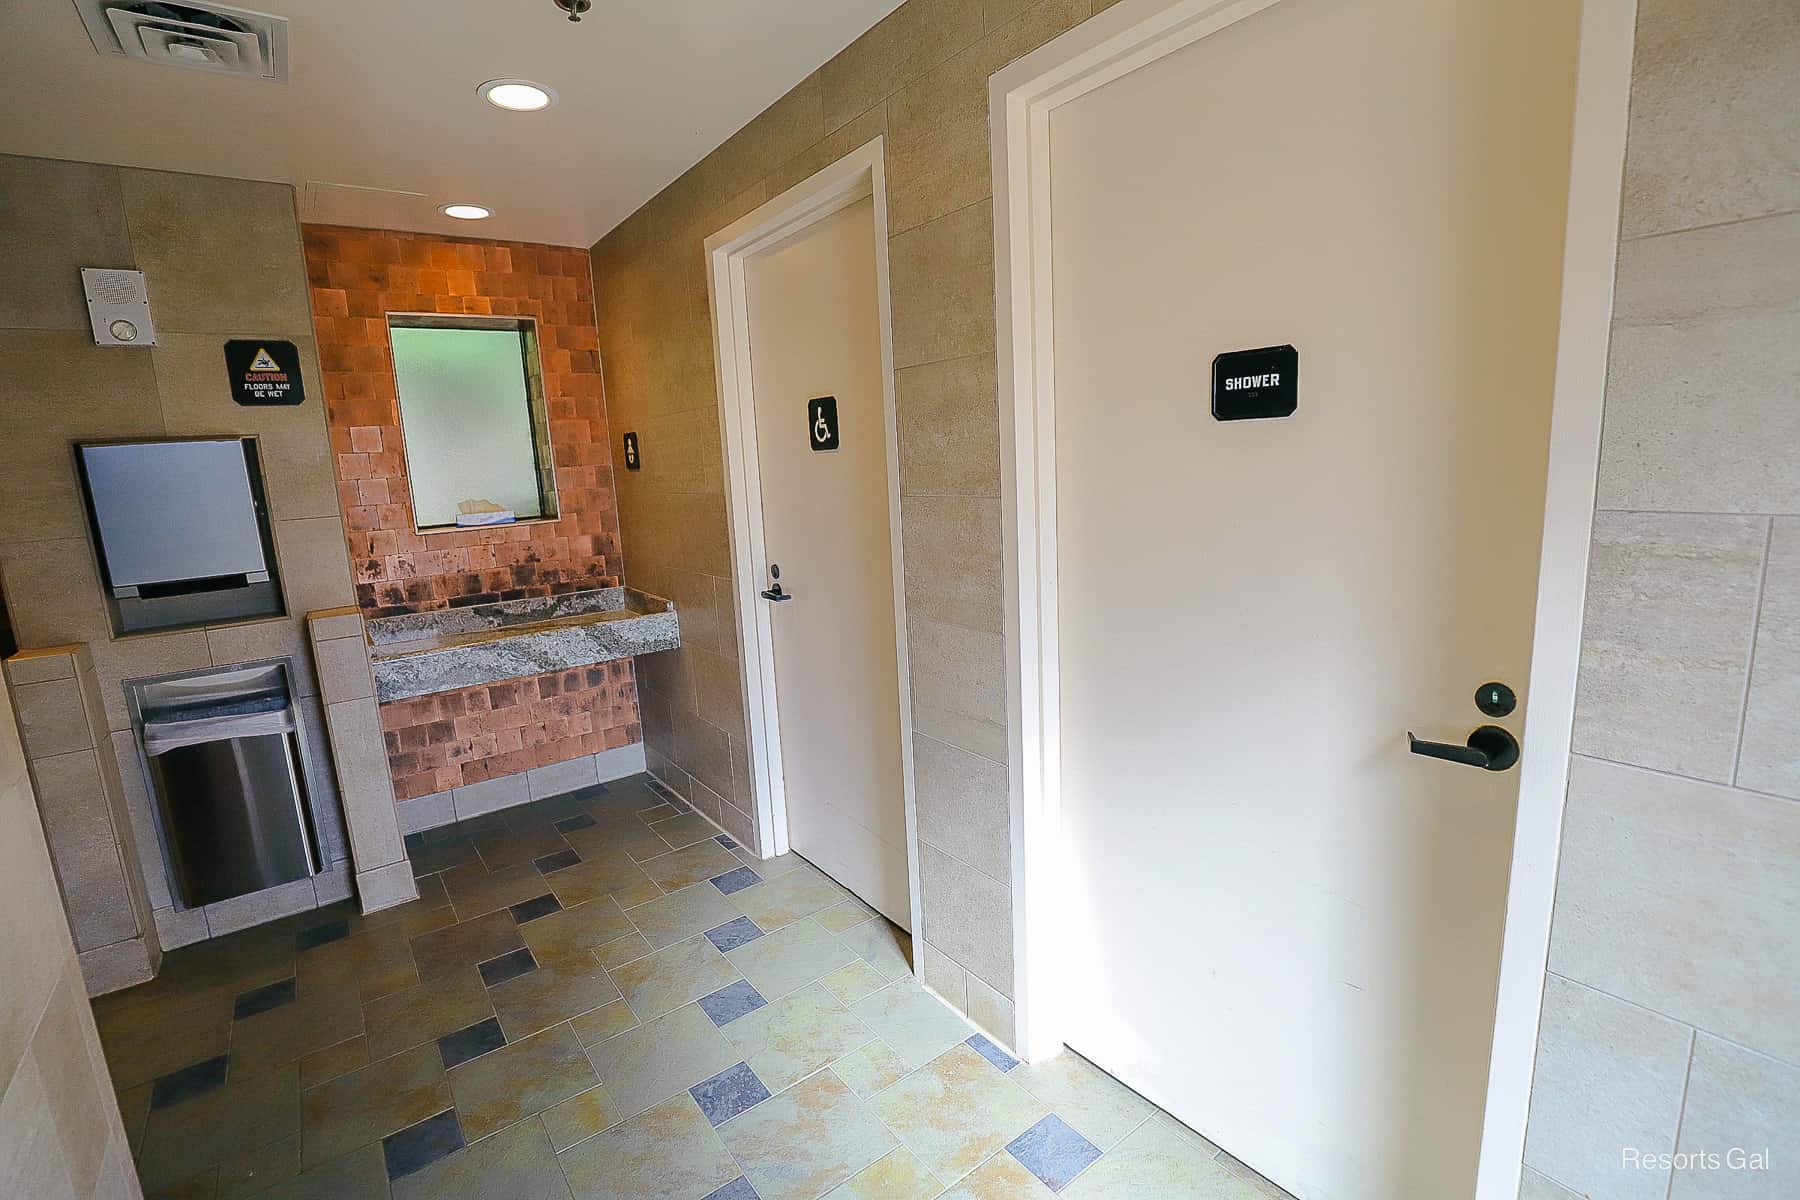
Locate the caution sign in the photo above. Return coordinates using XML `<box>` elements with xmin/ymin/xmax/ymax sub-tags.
<box><xmin>224</xmin><ymin>340</ymin><xmax>305</xmax><ymax>406</ymax></box>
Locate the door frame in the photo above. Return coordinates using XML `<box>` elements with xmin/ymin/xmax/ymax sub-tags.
<box><xmin>988</xmin><ymin>1</ymin><xmax>1637</xmax><ymax>1196</ymax></box>
<box><xmin>704</xmin><ymin>136</ymin><xmax>923</xmax><ymax>940</ymax></box>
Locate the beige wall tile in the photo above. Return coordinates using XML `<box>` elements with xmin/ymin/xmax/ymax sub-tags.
<box><xmin>674</xmin><ymin>706</ymin><xmax>734</xmax><ymax>801</ymax></box>
<box><xmin>91</xmin><ymin>630</ymin><xmax>213</xmax><ymax>734</ymax></box>
<box><xmin>1571</xmin><ymin>512</ymin><xmax>1766</xmax><ymax>781</ymax></box>
<box><xmin>896</xmin><ymin>353</ymin><xmax>1000</xmax><ymax>499</ymax></box>
<box><xmin>636</xmin><ymin>406</ymin><xmax>724</xmax><ymax>496</ymax></box>
<box><xmin>527</xmin><ymin>755</ymin><xmax>599</xmax><ymax>800</ymax></box>
<box><xmin>919</xmin><ymin>937</ymin><xmax>970</xmax><ymax>1011</ymax></box>
<box><xmin>207</xmin><ymin>617</ymin><xmax>318</xmax><ymax>697</ymax></box>
<box><xmin>310</xmin><ymin>633</ymin><xmax>373</xmax><ymax>702</ymax></box>
<box><xmin>965</xmin><ymin>974</ymin><xmax>1015</xmax><ymax>1048</ymax></box>
<box><xmin>324</xmin><ymin>696</ymin><xmax>405</xmax><ymax>871</ymax></box>
<box><xmin>913</xmin><ymin>732</ymin><xmax>1008</xmax><ymax>883</ymax></box>
<box><xmin>30</xmin><ymin>749</ymin><xmax>135</xmax><ymax>951</ymax></box>
<box><xmin>0</xmin><ymin>734</ymin><xmax>76</xmax><ymax>1122</ymax></box>
<box><xmin>1598</xmin><ymin>215</ymin><xmax>1800</xmax><ymax>515</ymax></box>
<box><xmin>151</xmin><ymin>332</ymin><xmax>338</xmax><ymax>522</ymax></box>
<box><xmin>0</xmin><ymin>330</ymin><xmax>164</xmax><ymax>542</ymax></box>
<box><xmin>33</xmin><ymin>973</ymin><xmax>114</xmax><ymax>1198</ymax></box>
<box><xmin>1739</xmin><ymin>518</ymin><xmax>1800</xmax><ymax>797</ymax></box>
<box><xmin>117</xmin><ymin>168</ymin><xmax>311</xmax><ymax>332</ymax></box>
<box><xmin>205</xmin><ymin>876</ymin><xmax>317</xmax><ymax>938</ymax></box>
<box><xmin>274</xmin><ymin>516</ymin><xmax>356</xmax><ymax>616</ymax></box>
<box><xmin>690</xmin><ymin>646</ymin><xmax>744</xmax><ymax>733</ymax></box>
<box><xmin>819</xmin><ymin>0</ymin><xmax>986</xmax><ymax>133</ymax></box>
<box><xmin>1669</xmin><ymin>1035</ymin><xmax>1800</xmax><ymax>1200</ymax></box>
<box><xmin>0</xmin><ymin>1052</ymin><xmax>79</xmax><ymax>1200</ymax></box>
<box><xmin>0</xmin><ymin>540</ymin><xmax>112</xmax><ymax>652</ymax></box>
<box><xmin>13</xmin><ymin>678</ymin><xmax>94</xmax><ymax>759</ymax></box>
<box><xmin>888</xmin><ymin>201</ymin><xmax>995</xmax><ymax>370</ymax></box>
<box><xmin>1549</xmin><ymin>756</ymin><xmax>1800</xmax><ymax>1062</ymax></box>
<box><xmin>906</xmin><ymin>616</ymin><xmax>1006</xmax><ymax>762</ymax></box>
<box><xmin>4</xmin><ymin>650</ymin><xmax>77</xmax><ymax>685</ymax></box>
<box><xmin>901</xmin><ymin>495</ymin><xmax>1002</xmax><ymax>631</ymax></box>
<box><xmin>918</xmin><ymin>842</ymin><xmax>1012</xmax><ymax>998</ymax></box>
<box><xmin>110</xmin><ymin>730</ymin><xmax>172</xmax><ymax>913</ymax></box>
<box><xmin>1619</xmin><ymin>0</ymin><xmax>1800</xmax><ymax>238</ymax></box>
<box><xmin>1523</xmin><ymin>974</ymin><xmax>1691</xmax><ymax>1200</ymax></box>
<box><xmin>766</xmin><ymin>105</ymin><xmax>889</xmax><ymax>200</ymax></box>
<box><xmin>355</xmin><ymin>859</ymin><xmax>420</xmax><ymax>915</ymax></box>
<box><xmin>0</xmin><ymin>155</ymin><xmax>132</xmax><ymax>332</ymax></box>
<box><xmin>886</xmin><ymin>0</ymin><xmax>1089</xmax><ymax>234</ymax></box>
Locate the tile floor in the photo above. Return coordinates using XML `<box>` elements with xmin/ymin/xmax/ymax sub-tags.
<box><xmin>93</xmin><ymin>773</ymin><xmax>1296</xmax><ymax>1199</ymax></box>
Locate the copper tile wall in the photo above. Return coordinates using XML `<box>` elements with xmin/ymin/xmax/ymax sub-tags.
<box><xmin>301</xmin><ymin>225</ymin><xmax>638</xmax><ymax>799</ymax></box>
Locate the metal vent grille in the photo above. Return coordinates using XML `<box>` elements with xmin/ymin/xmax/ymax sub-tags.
<box><xmin>74</xmin><ymin>0</ymin><xmax>289</xmax><ymax>82</ymax></box>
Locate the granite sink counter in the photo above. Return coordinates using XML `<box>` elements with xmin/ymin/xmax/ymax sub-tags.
<box><xmin>366</xmin><ymin>586</ymin><xmax>679</xmax><ymax>702</ymax></box>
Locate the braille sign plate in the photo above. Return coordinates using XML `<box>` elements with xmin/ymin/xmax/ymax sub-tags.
<box><xmin>1212</xmin><ymin>344</ymin><xmax>1297</xmax><ymax>421</ymax></box>
<box><xmin>807</xmin><ymin>396</ymin><xmax>840</xmax><ymax>451</ymax></box>
<box><xmin>622</xmin><ymin>432</ymin><xmax>641</xmax><ymax>470</ymax></box>
<box><xmin>225</xmin><ymin>340</ymin><xmax>304</xmax><ymax>406</ymax></box>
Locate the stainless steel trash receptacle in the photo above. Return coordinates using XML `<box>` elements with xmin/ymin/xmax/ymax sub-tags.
<box><xmin>138</xmin><ymin>663</ymin><xmax>320</xmax><ymax>908</ymax></box>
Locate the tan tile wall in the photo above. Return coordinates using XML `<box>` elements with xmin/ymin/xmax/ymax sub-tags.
<box><xmin>0</xmin><ymin>153</ymin><xmax>358</xmax><ymax>956</ymax></box>
<box><xmin>590</xmin><ymin>0</ymin><xmax>1112</xmax><ymax>1040</ymax></box>
<box><xmin>0</xmin><ymin>672</ymin><xmax>143</xmax><ymax>1200</ymax></box>
<box><xmin>1523</xmin><ymin>2</ymin><xmax>1800</xmax><ymax>1196</ymax></box>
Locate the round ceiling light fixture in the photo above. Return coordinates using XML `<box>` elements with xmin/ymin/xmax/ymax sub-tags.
<box><xmin>440</xmin><ymin>203</ymin><xmax>492</xmax><ymax>220</ymax></box>
<box><xmin>478</xmin><ymin>79</ymin><xmax>557</xmax><ymax>112</ymax></box>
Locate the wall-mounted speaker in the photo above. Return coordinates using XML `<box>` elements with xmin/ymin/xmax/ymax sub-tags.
<box><xmin>81</xmin><ymin>267</ymin><xmax>158</xmax><ymax>347</ymax></box>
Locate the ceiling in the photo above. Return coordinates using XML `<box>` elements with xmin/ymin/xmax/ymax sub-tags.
<box><xmin>0</xmin><ymin>0</ymin><xmax>905</xmax><ymax>246</ymax></box>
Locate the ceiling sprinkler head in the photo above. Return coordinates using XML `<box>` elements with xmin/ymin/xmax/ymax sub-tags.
<box><xmin>554</xmin><ymin>0</ymin><xmax>592</xmax><ymax>21</ymax></box>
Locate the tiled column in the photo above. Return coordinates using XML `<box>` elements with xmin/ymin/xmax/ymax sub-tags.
<box><xmin>3</xmin><ymin>644</ymin><xmax>161</xmax><ymax>995</ymax></box>
<box><xmin>307</xmin><ymin>608</ymin><xmax>416</xmax><ymax>913</ymax></box>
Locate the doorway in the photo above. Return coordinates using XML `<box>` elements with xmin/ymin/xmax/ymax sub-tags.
<box><xmin>991</xmin><ymin>1</ymin><xmax>1635</xmax><ymax>1199</ymax></box>
<box><xmin>706</xmin><ymin>140</ymin><xmax>920</xmax><ymax>936</ymax></box>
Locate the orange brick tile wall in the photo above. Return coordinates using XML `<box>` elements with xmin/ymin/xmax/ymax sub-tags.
<box><xmin>301</xmin><ymin>224</ymin><xmax>639</xmax><ymax>800</ymax></box>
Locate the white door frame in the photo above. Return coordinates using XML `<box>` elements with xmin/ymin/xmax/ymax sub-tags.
<box><xmin>705</xmin><ymin>136</ymin><xmax>924</xmax><ymax>942</ymax></box>
<box><xmin>988</xmin><ymin>2</ymin><xmax>1637</xmax><ymax>1197</ymax></box>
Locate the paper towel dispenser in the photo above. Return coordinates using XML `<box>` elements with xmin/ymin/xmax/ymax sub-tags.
<box><xmin>75</xmin><ymin>437</ymin><xmax>286</xmax><ymax>633</ymax></box>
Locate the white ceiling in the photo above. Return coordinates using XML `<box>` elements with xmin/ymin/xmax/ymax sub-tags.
<box><xmin>0</xmin><ymin>0</ymin><xmax>904</xmax><ymax>246</ymax></box>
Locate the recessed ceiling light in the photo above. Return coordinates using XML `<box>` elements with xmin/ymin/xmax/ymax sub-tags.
<box><xmin>478</xmin><ymin>79</ymin><xmax>556</xmax><ymax>112</ymax></box>
<box><xmin>441</xmin><ymin>203</ymin><xmax>492</xmax><ymax>220</ymax></box>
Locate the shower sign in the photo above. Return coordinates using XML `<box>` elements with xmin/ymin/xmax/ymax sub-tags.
<box><xmin>807</xmin><ymin>396</ymin><xmax>840</xmax><ymax>451</ymax></box>
<box><xmin>1212</xmin><ymin>344</ymin><xmax>1297</xmax><ymax>421</ymax></box>
<box><xmin>224</xmin><ymin>340</ymin><xmax>304</xmax><ymax>406</ymax></box>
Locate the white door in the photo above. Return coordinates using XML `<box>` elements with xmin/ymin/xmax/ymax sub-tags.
<box><xmin>1049</xmin><ymin>2</ymin><xmax>1579</xmax><ymax>1197</ymax></box>
<box><xmin>743</xmin><ymin>197</ymin><xmax>910</xmax><ymax>929</ymax></box>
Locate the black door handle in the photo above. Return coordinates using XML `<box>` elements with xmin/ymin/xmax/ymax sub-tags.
<box><xmin>1407</xmin><ymin>725</ymin><xmax>1519</xmax><ymax>771</ymax></box>
<box><xmin>760</xmin><ymin>584</ymin><xmax>792</xmax><ymax>602</ymax></box>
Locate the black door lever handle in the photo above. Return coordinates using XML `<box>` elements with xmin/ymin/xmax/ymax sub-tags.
<box><xmin>1407</xmin><ymin>725</ymin><xmax>1519</xmax><ymax>771</ymax></box>
<box><xmin>760</xmin><ymin>584</ymin><xmax>793</xmax><ymax>602</ymax></box>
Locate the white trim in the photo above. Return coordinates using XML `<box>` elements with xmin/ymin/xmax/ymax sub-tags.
<box><xmin>988</xmin><ymin>3</ymin><xmax>1636</xmax><ymax>1198</ymax></box>
<box><xmin>704</xmin><ymin>137</ymin><xmax>924</xmax><ymax>943</ymax></box>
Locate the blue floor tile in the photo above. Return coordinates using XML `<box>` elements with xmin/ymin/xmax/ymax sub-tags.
<box><xmin>296</xmin><ymin>918</ymin><xmax>351</xmax><ymax>952</ymax></box>
<box><xmin>715</xmin><ymin>835</ymin><xmax>739</xmax><ymax>850</ymax></box>
<box><xmin>704</xmin><ymin>916</ymin><xmax>764</xmax><ymax>953</ymax></box>
<box><xmin>709</xmin><ymin>866</ymin><xmax>761</xmax><ymax>896</ymax></box>
<box><xmin>437</xmin><ymin>1016</ymin><xmax>506</xmax><ymax>1069</ymax></box>
<box><xmin>697</xmin><ymin>979</ymin><xmax>767</xmax><ymax>1026</ymax></box>
<box><xmin>149</xmin><ymin>1054</ymin><xmax>228</xmax><ymax>1110</ymax></box>
<box><xmin>690</xmin><ymin>1062</ymin><xmax>771</xmax><ymax>1127</ymax></box>
<box><xmin>535</xmin><ymin>847</ymin><xmax>583</xmax><ymax>875</ymax></box>
<box><xmin>509</xmin><ymin>893</ymin><xmax>563</xmax><ymax>924</ymax></box>
<box><xmin>702</xmin><ymin>1179</ymin><xmax>760</xmax><ymax>1200</ymax></box>
<box><xmin>967</xmin><ymin>1033</ymin><xmax>1019</xmax><ymax>1072</ymax></box>
<box><xmin>554</xmin><ymin>813</ymin><xmax>597</xmax><ymax>832</ymax></box>
<box><xmin>233</xmin><ymin>977</ymin><xmax>296</xmax><ymax>1020</ymax></box>
<box><xmin>1007</xmin><ymin>1114</ymin><xmax>1102</xmax><ymax>1192</ymax></box>
<box><xmin>383</xmin><ymin>1109</ymin><xmax>464</xmax><ymax>1180</ymax></box>
<box><xmin>477</xmin><ymin>947</ymin><xmax>538</xmax><ymax>987</ymax></box>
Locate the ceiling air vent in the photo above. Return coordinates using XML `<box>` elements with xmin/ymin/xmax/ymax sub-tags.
<box><xmin>75</xmin><ymin>1</ymin><xmax>289</xmax><ymax>82</ymax></box>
